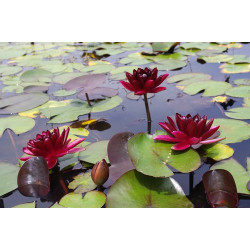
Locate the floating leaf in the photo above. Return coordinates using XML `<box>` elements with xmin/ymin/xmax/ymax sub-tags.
<box><xmin>213</xmin><ymin>118</ymin><xmax>250</xmax><ymax>144</ymax></box>
<box><xmin>78</xmin><ymin>140</ymin><xmax>109</xmax><ymax>164</ymax></box>
<box><xmin>220</xmin><ymin>63</ymin><xmax>250</xmax><ymax>74</ymax></box>
<box><xmin>68</xmin><ymin>172</ymin><xmax>97</xmax><ymax>193</ymax></box>
<box><xmin>198</xmin><ymin>55</ymin><xmax>233</xmax><ymax>63</ymax></box>
<box><xmin>64</xmin><ymin>74</ymin><xmax>106</xmax><ymax>91</ymax></box>
<box><xmin>20</xmin><ymin>69</ymin><xmax>52</xmax><ymax>82</ymax></box>
<box><xmin>53</xmin><ymin>89</ymin><xmax>77</xmax><ymax>97</ymax></box>
<box><xmin>0</xmin><ymin>116</ymin><xmax>35</xmax><ymax>137</ymax></box>
<box><xmin>17</xmin><ymin>157</ymin><xmax>50</xmax><ymax>197</ymax></box>
<box><xmin>150</xmin><ymin>59</ymin><xmax>186</xmax><ymax>71</ymax></box>
<box><xmin>127</xmin><ymin>132</ymin><xmax>201</xmax><ymax>177</ymax></box>
<box><xmin>91</xmin><ymin>96</ymin><xmax>122</xmax><ymax>113</ymax></box>
<box><xmin>151</xmin><ymin>42</ymin><xmax>177</xmax><ymax>52</ymax></box>
<box><xmin>53</xmin><ymin>72</ymin><xmax>87</xmax><ymax>84</ymax></box>
<box><xmin>211</xmin><ymin>158</ymin><xmax>250</xmax><ymax>195</ymax></box>
<box><xmin>59</xmin><ymin>191</ymin><xmax>106</xmax><ymax>208</ymax></box>
<box><xmin>233</xmin><ymin>79</ymin><xmax>250</xmax><ymax>85</ymax></box>
<box><xmin>225</xmin><ymin>107</ymin><xmax>250</xmax><ymax>119</ymax></box>
<box><xmin>202</xmin><ymin>143</ymin><xmax>234</xmax><ymax>161</ymax></box>
<box><xmin>212</xmin><ymin>96</ymin><xmax>228</xmax><ymax>103</ymax></box>
<box><xmin>167</xmin><ymin>72</ymin><xmax>211</xmax><ymax>86</ymax></box>
<box><xmin>77</xmin><ymin>87</ymin><xmax>118</xmax><ymax>100</ymax></box>
<box><xmin>106</xmin><ymin>170</ymin><xmax>193</xmax><ymax>208</ymax></box>
<box><xmin>104</xmin><ymin>132</ymin><xmax>135</xmax><ymax>188</ymax></box>
<box><xmin>225</xmin><ymin>86</ymin><xmax>250</xmax><ymax>98</ymax></box>
<box><xmin>80</xmin><ymin>63</ymin><xmax>115</xmax><ymax>74</ymax></box>
<box><xmin>0</xmin><ymin>65</ymin><xmax>22</xmax><ymax>76</ymax></box>
<box><xmin>183</xmin><ymin>81</ymin><xmax>232</xmax><ymax>97</ymax></box>
<box><xmin>0</xmin><ymin>93</ymin><xmax>49</xmax><ymax>114</ymax></box>
<box><xmin>12</xmin><ymin>201</ymin><xmax>36</xmax><ymax>208</ymax></box>
<box><xmin>203</xmin><ymin>169</ymin><xmax>238</xmax><ymax>208</ymax></box>
<box><xmin>50</xmin><ymin>202</ymin><xmax>65</xmax><ymax>208</ymax></box>
<box><xmin>0</xmin><ymin>162</ymin><xmax>19</xmax><ymax>196</ymax></box>
<box><xmin>119</xmin><ymin>52</ymin><xmax>150</xmax><ymax>65</ymax></box>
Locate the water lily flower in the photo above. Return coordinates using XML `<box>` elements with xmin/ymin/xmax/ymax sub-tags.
<box><xmin>154</xmin><ymin>113</ymin><xmax>225</xmax><ymax>150</ymax></box>
<box><xmin>91</xmin><ymin>159</ymin><xmax>109</xmax><ymax>186</ymax></box>
<box><xmin>20</xmin><ymin>127</ymin><xmax>85</xmax><ymax>169</ymax></box>
<box><xmin>120</xmin><ymin>67</ymin><xmax>168</xmax><ymax>95</ymax></box>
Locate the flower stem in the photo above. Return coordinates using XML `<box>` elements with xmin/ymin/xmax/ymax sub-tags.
<box><xmin>143</xmin><ymin>94</ymin><xmax>152</xmax><ymax>134</ymax></box>
<box><xmin>189</xmin><ymin>172</ymin><xmax>194</xmax><ymax>195</ymax></box>
<box><xmin>85</xmin><ymin>93</ymin><xmax>92</xmax><ymax>106</ymax></box>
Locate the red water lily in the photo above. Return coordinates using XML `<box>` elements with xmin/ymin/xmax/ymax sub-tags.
<box><xmin>120</xmin><ymin>67</ymin><xmax>168</xmax><ymax>95</ymax></box>
<box><xmin>20</xmin><ymin>127</ymin><xmax>85</xmax><ymax>169</ymax></box>
<box><xmin>154</xmin><ymin>113</ymin><xmax>225</xmax><ymax>150</ymax></box>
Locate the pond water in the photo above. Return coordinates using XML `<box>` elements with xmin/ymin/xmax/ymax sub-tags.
<box><xmin>0</xmin><ymin>42</ymin><xmax>249</xmax><ymax>208</ymax></box>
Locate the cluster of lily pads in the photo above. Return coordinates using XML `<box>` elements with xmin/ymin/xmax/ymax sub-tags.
<box><xmin>0</xmin><ymin>42</ymin><xmax>249</xmax><ymax>208</ymax></box>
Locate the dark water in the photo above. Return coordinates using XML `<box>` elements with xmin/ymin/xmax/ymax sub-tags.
<box><xmin>0</xmin><ymin>42</ymin><xmax>249</xmax><ymax>208</ymax></box>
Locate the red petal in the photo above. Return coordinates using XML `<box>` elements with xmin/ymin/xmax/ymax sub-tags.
<box><xmin>23</xmin><ymin>147</ymin><xmax>34</xmax><ymax>155</ymax></box>
<box><xmin>47</xmin><ymin>156</ymin><xmax>58</xmax><ymax>169</ymax></box>
<box><xmin>63</xmin><ymin>127</ymin><xmax>70</xmax><ymax>144</ymax></box>
<box><xmin>120</xmin><ymin>81</ymin><xmax>136</xmax><ymax>92</ymax></box>
<box><xmin>149</xmin><ymin>87</ymin><xmax>166</xmax><ymax>93</ymax></box>
<box><xmin>172</xmin><ymin>141</ymin><xmax>191</xmax><ymax>150</ymax></box>
<box><xmin>125</xmin><ymin>72</ymin><xmax>134</xmax><ymax>83</ymax></box>
<box><xmin>186</xmin><ymin>120</ymin><xmax>197</xmax><ymax>137</ymax></box>
<box><xmin>201</xmin><ymin>126</ymin><xmax>220</xmax><ymax>141</ymax></box>
<box><xmin>200</xmin><ymin>137</ymin><xmax>225</xmax><ymax>145</ymax></box>
<box><xmin>159</xmin><ymin>122</ymin><xmax>175</xmax><ymax>134</ymax></box>
<box><xmin>204</xmin><ymin>118</ymin><xmax>214</xmax><ymax>132</ymax></box>
<box><xmin>55</xmin><ymin>129</ymin><xmax>66</xmax><ymax>150</ymax></box>
<box><xmin>167</xmin><ymin>116</ymin><xmax>177</xmax><ymax>130</ymax></box>
<box><xmin>196</xmin><ymin>117</ymin><xmax>207</xmax><ymax>137</ymax></box>
<box><xmin>153</xmin><ymin>135</ymin><xmax>180</xmax><ymax>142</ymax></box>
<box><xmin>67</xmin><ymin>138</ymin><xmax>85</xmax><ymax>150</ymax></box>
<box><xmin>144</xmin><ymin>79</ymin><xmax>155</xmax><ymax>91</ymax></box>
<box><xmin>135</xmin><ymin>90</ymin><xmax>146</xmax><ymax>95</ymax></box>
<box><xmin>172</xmin><ymin>131</ymin><xmax>188</xmax><ymax>140</ymax></box>
<box><xmin>20</xmin><ymin>156</ymin><xmax>32</xmax><ymax>161</ymax></box>
<box><xmin>68</xmin><ymin>147</ymin><xmax>85</xmax><ymax>154</ymax></box>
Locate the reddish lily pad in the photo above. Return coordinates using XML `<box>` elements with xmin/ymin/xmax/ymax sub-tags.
<box><xmin>202</xmin><ymin>169</ymin><xmax>238</xmax><ymax>208</ymax></box>
<box><xmin>106</xmin><ymin>170</ymin><xmax>193</xmax><ymax>208</ymax></box>
<box><xmin>104</xmin><ymin>132</ymin><xmax>135</xmax><ymax>188</ymax></box>
<box><xmin>127</xmin><ymin>131</ymin><xmax>201</xmax><ymax>177</ymax></box>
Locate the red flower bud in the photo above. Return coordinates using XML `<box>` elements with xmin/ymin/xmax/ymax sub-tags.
<box><xmin>91</xmin><ymin>159</ymin><xmax>109</xmax><ymax>186</ymax></box>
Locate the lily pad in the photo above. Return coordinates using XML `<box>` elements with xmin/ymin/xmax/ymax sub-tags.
<box><xmin>12</xmin><ymin>201</ymin><xmax>36</xmax><ymax>208</ymax></box>
<box><xmin>126</xmin><ymin>92</ymin><xmax>154</xmax><ymax>100</ymax></box>
<box><xmin>0</xmin><ymin>65</ymin><xmax>22</xmax><ymax>76</ymax></box>
<box><xmin>0</xmin><ymin>116</ymin><xmax>35</xmax><ymax>137</ymax></box>
<box><xmin>203</xmin><ymin>169</ymin><xmax>238</xmax><ymax>208</ymax></box>
<box><xmin>104</xmin><ymin>132</ymin><xmax>135</xmax><ymax>188</ymax></box>
<box><xmin>0</xmin><ymin>162</ymin><xmax>19</xmax><ymax>196</ymax></box>
<box><xmin>183</xmin><ymin>81</ymin><xmax>232</xmax><ymax>97</ymax></box>
<box><xmin>127</xmin><ymin>132</ymin><xmax>201</xmax><ymax>177</ymax></box>
<box><xmin>225</xmin><ymin>107</ymin><xmax>250</xmax><ymax>119</ymax></box>
<box><xmin>198</xmin><ymin>55</ymin><xmax>233</xmax><ymax>63</ymax></box>
<box><xmin>59</xmin><ymin>191</ymin><xmax>106</xmax><ymax>208</ymax></box>
<box><xmin>202</xmin><ymin>143</ymin><xmax>234</xmax><ymax>161</ymax></box>
<box><xmin>150</xmin><ymin>59</ymin><xmax>186</xmax><ymax>71</ymax></box>
<box><xmin>106</xmin><ymin>170</ymin><xmax>193</xmax><ymax>208</ymax></box>
<box><xmin>53</xmin><ymin>72</ymin><xmax>87</xmax><ymax>84</ymax></box>
<box><xmin>68</xmin><ymin>172</ymin><xmax>97</xmax><ymax>193</ymax></box>
<box><xmin>225</xmin><ymin>86</ymin><xmax>250</xmax><ymax>98</ymax></box>
<box><xmin>233</xmin><ymin>79</ymin><xmax>250</xmax><ymax>85</ymax></box>
<box><xmin>119</xmin><ymin>52</ymin><xmax>150</xmax><ymax>65</ymax></box>
<box><xmin>78</xmin><ymin>140</ymin><xmax>109</xmax><ymax>164</ymax></box>
<box><xmin>53</xmin><ymin>89</ymin><xmax>77</xmax><ymax>97</ymax></box>
<box><xmin>220</xmin><ymin>63</ymin><xmax>250</xmax><ymax>74</ymax></box>
<box><xmin>211</xmin><ymin>158</ymin><xmax>250</xmax><ymax>195</ymax></box>
<box><xmin>20</xmin><ymin>69</ymin><xmax>52</xmax><ymax>82</ymax></box>
<box><xmin>167</xmin><ymin>72</ymin><xmax>212</xmax><ymax>86</ymax></box>
<box><xmin>213</xmin><ymin>118</ymin><xmax>250</xmax><ymax>144</ymax></box>
<box><xmin>0</xmin><ymin>93</ymin><xmax>49</xmax><ymax>114</ymax></box>
<box><xmin>151</xmin><ymin>42</ymin><xmax>177</xmax><ymax>52</ymax></box>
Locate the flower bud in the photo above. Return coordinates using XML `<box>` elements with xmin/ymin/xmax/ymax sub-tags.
<box><xmin>91</xmin><ymin>159</ymin><xmax>109</xmax><ymax>186</ymax></box>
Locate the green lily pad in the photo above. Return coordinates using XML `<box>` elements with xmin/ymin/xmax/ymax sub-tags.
<box><xmin>233</xmin><ymin>79</ymin><xmax>250</xmax><ymax>86</ymax></box>
<box><xmin>53</xmin><ymin>89</ymin><xmax>77</xmax><ymax>97</ymax></box>
<box><xmin>227</xmin><ymin>55</ymin><xmax>250</xmax><ymax>64</ymax></box>
<box><xmin>106</xmin><ymin>170</ymin><xmax>193</xmax><ymax>208</ymax></box>
<box><xmin>0</xmin><ymin>93</ymin><xmax>49</xmax><ymax>114</ymax></box>
<box><xmin>0</xmin><ymin>116</ymin><xmax>35</xmax><ymax>137</ymax></box>
<box><xmin>150</xmin><ymin>53</ymin><xmax>187</xmax><ymax>62</ymax></box>
<box><xmin>225</xmin><ymin>86</ymin><xmax>250</xmax><ymax>98</ymax></box>
<box><xmin>91</xmin><ymin>96</ymin><xmax>122</xmax><ymax>113</ymax></box>
<box><xmin>119</xmin><ymin>52</ymin><xmax>150</xmax><ymax>65</ymax></box>
<box><xmin>183</xmin><ymin>80</ymin><xmax>232</xmax><ymax>96</ymax></box>
<box><xmin>181</xmin><ymin>42</ymin><xmax>210</xmax><ymax>50</ymax></box>
<box><xmin>80</xmin><ymin>64</ymin><xmax>115</xmax><ymax>74</ymax></box>
<box><xmin>127</xmin><ymin>132</ymin><xmax>201</xmax><ymax>177</ymax></box>
<box><xmin>59</xmin><ymin>191</ymin><xmax>106</xmax><ymax>208</ymax></box>
<box><xmin>50</xmin><ymin>202</ymin><xmax>65</xmax><ymax>208</ymax></box>
<box><xmin>151</xmin><ymin>42</ymin><xmax>177</xmax><ymax>52</ymax></box>
<box><xmin>150</xmin><ymin>59</ymin><xmax>186</xmax><ymax>71</ymax></box>
<box><xmin>12</xmin><ymin>201</ymin><xmax>36</xmax><ymax>208</ymax></box>
<box><xmin>0</xmin><ymin>48</ymin><xmax>28</xmax><ymax>60</ymax></box>
<box><xmin>198</xmin><ymin>55</ymin><xmax>233</xmax><ymax>63</ymax></box>
<box><xmin>213</xmin><ymin>118</ymin><xmax>250</xmax><ymax>144</ymax></box>
<box><xmin>211</xmin><ymin>158</ymin><xmax>250</xmax><ymax>195</ymax></box>
<box><xmin>0</xmin><ymin>65</ymin><xmax>22</xmax><ymax>76</ymax></box>
<box><xmin>220</xmin><ymin>63</ymin><xmax>250</xmax><ymax>74</ymax></box>
<box><xmin>0</xmin><ymin>162</ymin><xmax>19</xmax><ymax>196</ymax></box>
<box><xmin>20</xmin><ymin>69</ymin><xmax>52</xmax><ymax>82</ymax></box>
<box><xmin>167</xmin><ymin>72</ymin><xmax>211</xmax><ymax>86</ymax></box>
<box><xmin>244</xmin><ymin>98</ymin><xmax>250</xmax><ymax>107</ymax></box>
<box><xmin>202</xmin><ymin>143</ymin><xmax>234</xmax><ymax>161</ymax></box>
<box><xmin>78</xmin><ymin>140</ymin><xmax>109</xmax><ymax>164</ymax></box>
<box><xmin>225</xmin><ymin>107</ymin><xmax>250</xmax><ymax>119</ymax></box>
<box><xmin>68</xmin><ymin>172</ymin><xmax>97</xmax><ymax>193</ymax></box>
